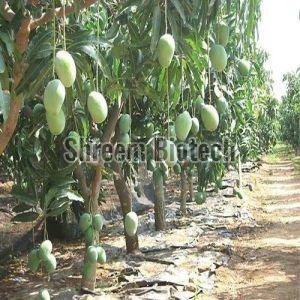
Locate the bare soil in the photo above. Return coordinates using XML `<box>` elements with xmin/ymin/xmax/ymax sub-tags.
<box><xmin>212</xmin><ymin>149</ymin><xmax>300</xmax><ymax>299</ymax></box>
<box><xmin>0</xmin><ymin>146</ymin><xmax>299</xmax><ymax>299</ymax></box>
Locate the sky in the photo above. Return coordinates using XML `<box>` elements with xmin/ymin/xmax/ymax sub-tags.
<box><xmin>258</xmin><ymin>0</ymin><xmax>300</xmax><ymax>99</ymax></box>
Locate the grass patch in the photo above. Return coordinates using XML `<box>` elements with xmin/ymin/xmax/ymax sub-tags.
<box><xmin>266</xmin><ymin>143</ymin><xmax>293</xmax><ymax>163</ymax></box>
<box><xmin>266</xmin><ymin>143</ymin><xmax>300</xmax><ymax>173</ymax></box>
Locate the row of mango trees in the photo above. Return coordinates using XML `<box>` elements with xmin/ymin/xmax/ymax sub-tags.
<box><xmin>0</xmin><ymin>0</ymin><xmax>277</xmax><ymax>296</ymax></box>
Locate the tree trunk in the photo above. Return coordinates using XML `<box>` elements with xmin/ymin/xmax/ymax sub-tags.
<box><xmin>153</xmin><ymin>168</ymin><xmax>166</xmax><ymax>231</ymax></box>
<box><xmin>81</xmin><ymin>166</ymin><xmax>101</xmax><ymax>292</ymax></box>
<box><xmin>113</xmin><ymin>161</ymin><xmax>139</xmax><ymax>253</ymax></box>
<box><xmin>180</xmin><ymin>170</ymin><xmax>188</xmax><ymax>215</ymax></box>
<box><xmin>238</xmin><ymin>154</ymin><xmax>243</xmax><ymax>191</ymax></box>
<box><xmin>188</xmin><ymin>173</ymin><xmax>194</xmax><ymax>202</ymax></box>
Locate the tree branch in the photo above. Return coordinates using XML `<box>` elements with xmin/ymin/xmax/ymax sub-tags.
<box><xmin>0</xmin><ymin>1</ymin><xmax>15</xmax><ymax>22</ymax></box>
<box><xmin>30</xmin><ymin>0</ymin><xmax>97</xmax><ymax>30</ymax></box>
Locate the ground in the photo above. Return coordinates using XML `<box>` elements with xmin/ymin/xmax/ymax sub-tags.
<box><xmin>0</xmin><ymin>144</ymin><xmax>299</xmax><ymax>299</ymax></box>
<box><xmin>212</xmin><ymin>145</ymin><xmax>300</xmax><ymax>299</ymax></box>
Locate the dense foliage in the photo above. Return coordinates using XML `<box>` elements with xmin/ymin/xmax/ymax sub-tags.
<box><xmin>0</xmin><ymin>0</ymin><xmax>279</xmax><ymax>294</ymax></box>
<box><xmin>280</xmin><ymin>72</ymin><xmax>300</xmax><ymax>149</ymax></box>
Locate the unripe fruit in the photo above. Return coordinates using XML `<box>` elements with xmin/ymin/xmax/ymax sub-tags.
<box><xmin>44</xmin><ymin>79</ymin><xmax>65</xmax><ymax>115</ymax></box>
<box><xmin>191</xmin><ymin>117</ymin><xmax>200</xmax><ymax>135</ymax></box>
<box><xmin>216</xmin><ymin>97</ymin><xmax>229</xmax><ymax>114</ymax></box>
<box><xmin>119</xmin><ymin>114</ymin><xmax>131</xmax><ymax>134</ymax></box>
<box><xmin>96</xmin><ymin>246</ymin><xmax>107</xmax><ymax>264</ymax></box>
<box><xmin>175</xmin><ymin>111</ymin><xmax>192</xmax><ymax>141</ymax></box>
<box><xmin>28</xmin><ymin>249</ymin><xmax>40</xmax><ymax>273</ymax></box>
<box><xmin>215</xmin><ymin>22</ymin><xmax>229</xmax><ymax>46</ymax></box>
<box><xmin>118</xmin><ymin>133</ymin><xmax>130</xmax><ymax>148</ymax></box>
<box><xmin>163</xmin><ymin>140</ymin><xmax>178</xmax><ymax>168</ymax></box>
<box><xmin>238</xmin><ymin>59</ymin><xmax>251</xmax><ymax>76</ymax></box>
<box><xmin>46</xmin><ymin>109</ymin><xmax>66</xmax><ymax>136</ymax></box>
<box><xmin>84</xmin><ymin>227</ymin><xmax>95</xmax><ymax>245</ymax></box>
<box><xmin>39</xmin><ymin>240</ymin><xmax>52</xmax><ymax>261</ymax></box>
<box><xmin>124</xmin><ymin>211</ymin><xmax>138</xmax><ymax>237</ymax></box>
<box><xmin>87</xmin><ymin>91</ymin><xmax>108</xmax><ymax>124</ymax></box>
<box><xmin>44</xmin><ymin>254</ymin><xmax>57</xmax><ymax>273</ymax></box>
<box><xmin>195</xmin><ymin>191</ymin><xmax>206</xmax><ymax>205</ymax></box>
<box><xmin>79</xmin><ymin>213</ymin><xmax>92</xmax><ymax>232</ymax></box>
<box><xmin>209</xmin><ymin>44</ymin><xmax>227</xmax><ymax>72</ymax></box>
<box><xmin>145</xmin><ymin>122</ymin><xmax>154</xmax><ymax>138</ymax></box>
<box><xmin>87</xmin><ymin>246</ymin><xmax>98</xmax><ymax>263</ymax></box>
<box><xmin>173</xmin><ymin>163</ymin><xmax>182</xmax><ymax>175</ymax></box>
<box><xmin>200</xmin><ymin>104</ymin><xmax>219</xmax><ymax>132</ymax></box>
<box><xmin>83</xmin><ymin>262</ymin><xmax>95</xmax><ymax>280</ymax></box>
<box><xmin>157</xmin><ymin>34</ymin><xmax>175</xmax><ymax>68</ymax></box>
<box><xmin>55</xmin><ymin>50</ymin><xmax>76</xmax><ymax>87</ymax></box>
<box><xmin>37</xmin><ymin>289</ymin><xmax>50</xmax><ymax>300</ymax></box>
<box><xmin>92</xmin><ymin>214</ymin><xmax>104</xmax><ymax>231</ymax></box>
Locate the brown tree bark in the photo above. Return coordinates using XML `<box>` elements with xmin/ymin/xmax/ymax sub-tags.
<box><xmin>188</xmin><ymin>173</ymin><xmax>194</xmax><ymax>202</ymax></box>
<box><xmin>153</xmin><ymin>168</ymin><xmax>166</xmax><ymax>231</ymax></box>
<box><xmin>180</xmin><ymin>170</ymin><xmax>188</xmax><ymax>215</ymax></box>
<box><xmin>112</xmin><ymin>160</ymin><xmax>139</xmax><ymax>253</ymax></box>
<box><xmin>0</xmin><ymin>0</ymin><xmax>97</xmax><ymax>155</ymax></box>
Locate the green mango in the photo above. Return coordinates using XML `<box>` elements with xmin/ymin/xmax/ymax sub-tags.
<box><xmin>195</xmin><ymin>96</ymin><xmax>204</xmax><ymax>112</ymax></box>
<box><xmin>157</xmin><ymin>34</ymin><xmax>175</xmax><ymax>68</ymax></box>
<box><xmin>84</xmin><ymin>226</ymin><xmax>95</xmax><ymax>245</ymax></box>
<box><xmin>216</xmin><ymin>97</ymin><xmax>229</xmax><ymax>114</ymax></box>
<box><xmin>92</xmin><ymin>214</ymin><xmax>104</xmax><ymax>231</ymax></box>
<box><xmin>44</xmin><ymin>254</ymin><xmax>57</xmax><ymax>273</ymax></box>
<box><xmin>119</xmin><ymin>114</ymin><xmax>131</xmax><ymax>134</ymax></box>
<box><xmin>37</xmin><ymin>289</ymin><xmax>50</xmax><ymax>300</ymax></box>
<box><xmin>46</xmin><ymin>109</ymin><xmax>65</xmax><ymax>136</ymax></box>
<box><xmin>79</xmin><ymin>213</ymin><xmax>92</xmax><ymax>233</ymax></box>
<box><xmin>209</xmin><ymin>44</ymin><xmax>227</xmax><ymax>72</ymax></box>
<box><xmin>195</xmin><ymin>191</ymin><xmax>206</xmax><ymax>205</ymax></box>
<box><xmin>28</xmin><ymin>249</ymin><xmax>40</xmax><ymax>273</ymax></box>
<box><xmin>55</xmin><ymin>50</ymin><xmax>76</xmax><ymax>87</ymax></box>
<box><xmin>39</xmin><ymin>240</ymin><xmax>53</xmax><ymax>261</ymax></box>
<box><xmin>83</xmin><ymin>262</ymin><xmax>95</xmax><ymax>280</ymax></box>
<box><xmin>191</xmin><ymin>117</ymin><xmax>200</xmax><ymax>135</ymax></box>
<box><xmin>175</xmin><ymin>111</ymin><xmax>192</xmax><ymax>141</ymax></box>
<box><xmin>33</xmin><ymin>103</ymin><xmax>45</xmax><ymax>119</ymax></box>
<box><xmin>200</xmin><ymin>104</ymin><xmax>219</xmax><ymax>132</ymax></box>
<box><xmin>87</xmin><ymin>91</ymin><xmax>108</xmax><ymax>124</ymax></box>
<box><xmin>87</xmin><ymin>246</ymin><xmax>98</xmax><ymax>263</ymax></box>
<box><xmin>43</xmin><ymin>79</ymin><xmax>65</xmax><ymax>115</ymax></box>
<box><xmin>173</xmin><ymin>163</ymin><xmax>182</xmax><ymax>175</ymax></box>
<box><xmin>96</xmin><ymin>246</ymin><xmax>107</xmax><ymax>264</ymax></box>
<box><xmin>147</xmin><ymin>159</ymin><xmax>156</xmax><ymax>172</ymax></box>
<box><xmin>124</xmin><ymin>211</ymin><xmax>138</xmax><ymax>237</ymax></box>
<box><xmin>215</xmin><ymin>21</ymin><xmax>229</xmax><ymax>46</ymax></box>
<box><xmin>145</xmin><ymin>122</ymin><xmax>154</xmax><ymax>138</ymax></box>
<box><xmin>238</xmin><ymin>59</ymin><xmax>251</xmax><ymax>76</ymax></box>
<box><xmin>118</xmin><ymin>133</ymin><xmax>130</xmax><ymax>148</ymax></box>
<box><xmin>163</xmin><ymin>140</ymin><xmax>178</xmax><ymax>167</ymax></box>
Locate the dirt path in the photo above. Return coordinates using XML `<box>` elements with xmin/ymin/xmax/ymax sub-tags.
<box><xmin>212</xmin><ymin>148</ymin><xmax>300</xmax><ymax>299</ymax></box>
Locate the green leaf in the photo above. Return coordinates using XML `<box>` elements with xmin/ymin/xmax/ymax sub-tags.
<box><xmin>13</xmin><ymin>203</ymin><xmax>32</xmax><ymax>213</ymax></box>
<box><xmin>0</xmin><ymin>87</ymin><xmax>10</xmax><ymax>122</ymax></box>
<box><xmin>11</xmin><ymin>187</ymin><xmax>38</xmax><ymax>206</ymax></box>
<box><xmin>0</xmin><ymin>32</ymin><xmax>14</xmax><ymax>56</ymax></box>
<box><xmin>150</xmin><ymin>5</ymin><xmax>161</xmax><ymax>54</ymax></box>
<box><xmin>171</xmin><ymin>0</ymin><xmax>187</xmax><ymax>24</ymax></box>
<box><xmin>0</xmin><ymin>50</ymin><xmax>5</xmax><ymax>73</ymax></box>
<box><xmin>98</xmin><ymin>53</ymin><xmax>112</xmax><ymax>81</ymax></box>
<box><xmin>46</xmin><ymin>202</ymin><xmax>70</xmax><ymax>217</ymax></box>
<box><xmin>12</xmin><ymin>212</ymin><xmax>39</xmax><ymax>223</ymax></box>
